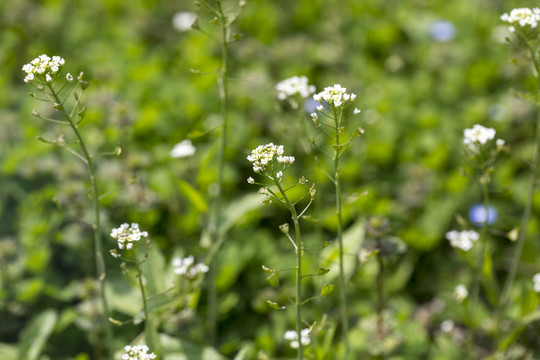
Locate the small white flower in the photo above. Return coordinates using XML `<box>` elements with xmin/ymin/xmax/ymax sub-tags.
<box><xmin>311</xmin><ymin>112</ymin><xmax>318</xmax><ymax>121</ymax></box>
<box><xmin>440</xmin><ymin>319</ymin><xmax>455</xmax><ymax>333</ymax></box>
<box><xmin>284</xmin><ymin>328</ymin><xmax>311</xmax><ymax>349</ymax></box>
<box><xmin>66</xmin><ymin>73</ymin><xmax>73</xmax><ymax>81</ymax></box>
<box><xmin>173</xmin><ymin>255</ymin><xmax>208</xmax><ymax>279</ymax></box>
<box><xmin>276</xmin><ymin>171</ymin><xmax>283</xmax><ymax>180</ymax></box>
<box><xmin>312</xmin><ymin>84</ymin><xmax>357</xmax><ymax>108</ymax></box>
<box><xmin>247</xmin><ymin>177</ymin><xmax>255</xmax><ymax>184</ymax></box>
<box><xmin>247</xmin><ymin>143</ymin><xmax>295</xmax><ymax>174</ymax></box>
<box><xmin>454</xmin><ymin>284</ymin><xmax>468</xmax><ymax>302</ymax></box>
<box><xmin>120</xmin><ymin>344</ymin><xmax>157</xmax><ymax>360</ymax></box>
<box><xmin>496</xmin><ymin>138</ymin><xmax>505</xmax><ymax>148</ymax></box>
<box><xmin>276</xmin><ymin>76</ymin><xmax>316</xmax><ymax>107</ymax></box>
<box><xmin>463</xmin><ymin>124</ymin><xmax>496</xmax><ymax>153</ymax></box>
<box><xmin>21</xmin><ymin>54</ymin><xmax>65</xmax><ymax>84</ymax></box>
<box><xmin>533</xmin><ymin>273</ymin><xmax>540</xmax><ymax>293</ymax></box>
<box><xmin>110</xmin><ymin>223</ymin><xmax>148</xmax><ymax>251</ymax></box>
<box><xmin>170</xmin><ymin>139</ymin><xmax>196</xmax><ymax>158</ymax></box>
<box><xmin>445</xmin><ymin>230</ymin><xmax>479</xmax><ymax>251</ymax></box>
<box><xmin>353</xmin><ymin>108</ymin><xmax>361</xmax><ymax>115</ymax></box>
<box><xmin>316</xmin><ymin>105</ymin><xmax>324</xmax><ymax>112</ymax></box>
<box><xmin>172</xmin><ymin>11</ymin><xmax>197</xmax><ymax>32</ymax></box>
<box><xmin>500</xmin><ymin>8</ymin><xmax>540</xmax><ymax>31</ymax></box>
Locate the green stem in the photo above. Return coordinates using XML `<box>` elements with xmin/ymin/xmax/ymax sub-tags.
<box><xmin>376</xmin><ymin>237</ymin><xmax>385</xmax><ymax>360</ymax></box>
<box><xmin>206</xmin><ymin>0</ymin><xmax>230</xmax><ymax>345</ymax></box>
<box><xmin>134</xmin><ymin>254</ymin><xmax>156</xmax><ymax>353</ymax></box>
<box><xmin>499</xmin><ymin>47</ymin><xmax>540</xmax><ymax>318</ymax></box>
<box><xmin>333</xmin><ymin>108</ymin><xmax>349</xmax><ymax>356</ymax></box>
<box><xmin>275</xmin><ymin>180</ymin><xmax>303</xmax><ymax>360</ymax></box>
<box><xmin>48</xmin><ymin>85</ymin><xmax>112</xmax><ymax>357</ymax></box>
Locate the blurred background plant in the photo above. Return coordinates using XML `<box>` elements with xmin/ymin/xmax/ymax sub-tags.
<box><xmin>3</xmin><ymin>0</ymin><xmax>540</xmax><ymax>359</ymax></box>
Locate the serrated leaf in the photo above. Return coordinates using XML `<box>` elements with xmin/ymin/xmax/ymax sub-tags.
<box><xmin>320</xmin><ymin>284</ymin><xmax>335</xmax><ymax>296</ymax></box>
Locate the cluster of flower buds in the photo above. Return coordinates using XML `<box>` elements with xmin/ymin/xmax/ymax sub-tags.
<box><xmin>121</xmin><ymin>345</ymin><xmax>157</xmax><ymax>360</ymax></box>
<box><xmin>110</xmin><ymin>223</ymin><xmax>148</xmax><ymax>251</ymax></box>
<box><xmin>22</xmin><ymin>54</ymin><xmax>67</xmax><ymax>83</ymax></box>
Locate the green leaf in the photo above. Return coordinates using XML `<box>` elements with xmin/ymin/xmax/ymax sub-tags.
<box><xmin>320</xmin><ymin>284</ymin><xmax>335</xmax><ymax>297</ymax></box>
<box><xmin>178</xmin><ymin>179</ymin><xmax>208</xmax><ymax>213</ymax></box>
<box><xmin>18</xmin><ymin>309</ymin><xmax>58</xmax><ymax>360</ymax></box>
<box><xmin>160</xmin><ymin>333</ymin><xmax>227</xmax><ymax>359</ymax></box>
<box><xmin>317</xmin><ymin>268</ymin><xmax>330</xmax><ymax>275</ymax></box>
<box><xmin>266</xmin><ymin>272</ymin><xmax>279</xmax><ymax>287</ymax></box>
<box><xmin>233</xmin><ymin>345</ymin><xmax>252</xmax><ymax>360</ymax></box>
<box><xmin>219</xmin><ymin>193</ymin><xmax>262</xmax><ymax>235</ymax></box>
<box><xmin>0</xmin><ymin>343</ymin><xmax>17</xmax><ymax>360</ymax></box>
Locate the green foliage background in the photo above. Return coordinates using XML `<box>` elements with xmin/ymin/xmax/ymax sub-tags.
<box><xmin>2</xmin><ymin>0</ymin><xmax>540</xmax><ymax>358</ymax></box>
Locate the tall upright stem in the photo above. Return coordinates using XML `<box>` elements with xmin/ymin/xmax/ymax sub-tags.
<box><xmin>135</xmin><ymin>255</ymin><xmax>156</xmax><ymax>353</ymax></box>
<box><xmin>207</xmin><ymin>0</ymin><xmax>230</xmax><ymax>345</ymax></box>
<box><xmin>275</xmin><ymin>181</ymin><xmax>303</xmax><ymax>360</ymax></box>
<box><xmin>375</xmin><ymin>237</ymin><xmax>385</xmax><ymax>360</ymax></box>
<box><xmin>333</xmin><ymin>109</ymin><xmax>349</xmax><ymax>356</ymax></box>
<box><xmin>500</xmin><ymin>49</ymin><xmax>540</xmax><ymax>313</ymax></box>
<box><xmin>48</xmin><ymin>85</ymin><xmax>112</xmax><ymax>357</ymax></box>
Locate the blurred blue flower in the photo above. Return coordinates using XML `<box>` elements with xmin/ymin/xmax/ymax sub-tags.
<box><xmin>430</xmin><ymin>20</ymin><xmax>456</xmax><ymax>42</ymax></box>
<box><xmin>303</xmin><ymin>97</ymin><xmax>321</xmax><ymax>114</ymax></box>
<box><xmin>469</xmin><ymin>204</ymin><xmax>498</xmax><ymax>226</ymax></box>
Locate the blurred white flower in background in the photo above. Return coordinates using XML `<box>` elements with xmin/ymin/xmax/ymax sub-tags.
<box><xmin>172</xmin><ymin>255</ymin><xmax>209</xmax><ymax>279</ymax></box>
<box><xmin>173</xmin><ymin>11</ymin><xmax>197</xmax><ymax>32</ymax></box>
<box><xmin>533</xmin><ymin>273</ymin><xmax>540</xmax><ymax>293</ymax></box>
<box><xmin>170</xmin><ymin>139</ymin><xmax>196</xmax><ymax>158</ymax></box>
<box><xmin>454</xmin><ymin>284</ymin><xmax>468</xmax><ymax>302</ymax></box>
<box><xmin>284</xmin><ymin>328</ymin><xmax>311</xmax><ymax>349</ymax></box>
<box><xmin>445</xmin><ymin>230</ymin><xmax>479</xmax><ymax>251</ymax></box>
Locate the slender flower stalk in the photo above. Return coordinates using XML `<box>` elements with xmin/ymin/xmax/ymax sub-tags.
<box><xmin>310</xmin><ymin>84</ymin><xmax>361</xmax><ymax>356</ymax></box>
<box><xmin>275</xmin><ymin>180</ymin><xmax>305</xmax><ymax>360</ymax></box>
<box><xmin>332</xmin><ymin>107</ymin><xmax>349</xmax><ymax>355</ymax></box>
<box><xmin>375</xmin><ymin>237</ymin><xmax>385</xmax><ymax>360</ymax></box>
<box><xmin>194</xmin><ymin>0</ymin><xmax>243</xmax><ymax>343</ymax></box>
<box><xmin>247</xmin><ymin>143</ymin><xmax>312</xmax><ymax>360</ymax></box>
<box><xmin>499</xmin><ymin>9</ymin><xmax>540</xmax><ymax>324</ymax></box>
<box><xmin>134</xmin><ymin>254</ymin><xmax>157</xmax><ymax>353</ymax></box>
<box><xmin>110</xmin><ymin>223</ymin><xmax>158</xmax><ymax>354</ymax></box>
<box><xmin>22</xmin><ymin>56</ymin><xmax>112</xmax><ymax>358</ymax></box>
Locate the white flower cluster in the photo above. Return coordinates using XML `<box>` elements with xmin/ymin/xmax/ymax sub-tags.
<box><xmin>500</xmin><ymin>8</ymin><xmax>540</xmax><ymax>32</ymax></box>
<box><xmin>22</xmin><ymin>54</ymin><xmax>65</xmax><ymax>83</ymax></box>
<box><xmin>313</xmin><ymin>84</ymin><xmax>356</xmax><ymax>108</ymax></box>
<box><xmin>110</xmin><ymin>223</ymin><xmax>148</xmax><ymax>250</ymax></box>
<box><xmin>284</xmin><ymin>328</ymin><xmax>311</xmax><ymax>349</ymax></box>
<box><xmin>170</xmin><ymin>139</ymin><xmax>196</xmax><ymax>158</ymax></box>
<box><xmin>121</xmin><ymin>345</ymin><xmax>157</xmax><ymax>360</ymax></box>
<box><xmin>445</xmin><ymin>230</ymin><xmax>479</xmax><ymax>251</ymax></box>
<box><xmin>454</xmin><ymin>284</ymin><xmax>468</xmax><ymax>302</ymax></box>
<box><xmin>463</xmin><ymin>124</ymin><xmax>496</xmax><ymax>152</ymax></box>
<box><xmin>247</xmin><ymin>143</ymin><xmax>294</xmax><ymax>174</ymax></box>
<box><xmin>276</xmin><ymin>76</ymin><xmax>316</xmax><ymax>109</ymax></box>
<box><xmin>533</xmin><ymin>273</ymin><xmax>540</xmax><ymax>293</ymax></box>
<box><xmin>172</xmin><ymin>255</ymin><xmax>209</xmax><ymax>279</ymax></box>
